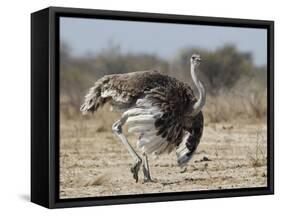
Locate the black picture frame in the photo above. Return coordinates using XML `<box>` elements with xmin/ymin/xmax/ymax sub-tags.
<box><xmin>31</xmin><ymin>6</ymin><xmax>274</xmax><ymax>209</ymax></box>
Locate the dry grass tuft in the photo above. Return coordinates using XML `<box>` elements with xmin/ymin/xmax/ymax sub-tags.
<box><xmin>96</xmin><ymin>125</ymin><xmax>108</xmax><ymax>133</ymax></box>
<box><xmin>204</xmin><ymin>90</ymin><xmax>266</xmax><ymax>123</ymax></box>
<box><xmin>81</xmin><ymin>174</ymin><xmax>109</xmax><ymax>187</ymax></box>
<box><xmin>247</xmin><ymin>131</ymin><xmax>267</xmax><ymax>167</ymax></box>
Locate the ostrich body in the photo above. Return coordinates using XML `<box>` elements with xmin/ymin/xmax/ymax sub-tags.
<box><xmin>80</xmin><ymin>54</ymin><xmax>205</xmax><ymax>182</ymax></box>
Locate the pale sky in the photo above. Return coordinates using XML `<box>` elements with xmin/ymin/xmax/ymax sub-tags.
<box><xmin>60</xmin><ymin>17</ymin><xmax>267</xmax><ymax>66</ymax></box>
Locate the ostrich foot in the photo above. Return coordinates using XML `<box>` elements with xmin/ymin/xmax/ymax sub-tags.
<box><xmin>142</xmin><ymin>153</ymin><xmax>155</xmax><ymax>183</ymax></box>
<box><xmin>143</xmin><ymin>164</ymin><xmax>154</xmax><ymax>183</ymax></box>
<box><xmin>130</xmin><ymin>159</ymin><xmax>142</xmax><ymax>182</ymax></box>
<box><xmin>143</xmin><ymin>169</ymin><xmax>156</xmax><ymax>183</ymax></box>
<box><xmin>143</xmin><ymin>176</ymin><xmax>156</xmax><ymax>183</ymax></box>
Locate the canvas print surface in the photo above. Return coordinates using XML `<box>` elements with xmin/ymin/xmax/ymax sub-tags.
<box><xmin>59</xmin><ymin>17</ymin><xmax>267</xmax><ymax>199</ymax></box>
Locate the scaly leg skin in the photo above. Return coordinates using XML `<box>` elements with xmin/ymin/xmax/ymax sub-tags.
<box><xmin>142</xmin><ymin>153</ymin><xmax>155</xmax><ymax>183</ymax></box>
<box><xmin>131</xmin><ymin>160</ymin><xmax>142</xmax><ymax>183</ymax></box>
<box><xmin>112</xmin><ymin>120</ymin><xmax>142</xmax><ymax>182</ymax></box>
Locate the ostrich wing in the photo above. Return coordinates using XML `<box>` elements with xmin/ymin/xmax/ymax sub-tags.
<box><xmin>145</xmin><ymin>86</ymin><xmax>195</xmax><ymax>145</ymax></box>
<box><xmin>141</xmin><ymin>87</ymin><xmax>204</xmax><ymax>165</ymax></box>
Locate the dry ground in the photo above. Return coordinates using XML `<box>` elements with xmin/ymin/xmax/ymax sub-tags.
<box><xmin>59</xmin><ymin>109</ymin><xmax>267</xmax><ymax>199</ymax></box>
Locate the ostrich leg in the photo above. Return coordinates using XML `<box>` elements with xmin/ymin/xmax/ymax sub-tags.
<box><xmin>142</xmin><ymin>153</ymin><xmax>153</xmax><ymax>183</ymax></box>
<box><xmin>112</xmin><ymin>120</ymin><xmax>142</xmax><ymax>182</ymax></box>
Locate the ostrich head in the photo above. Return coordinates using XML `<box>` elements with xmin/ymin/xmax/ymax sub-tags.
<box><xmin>190</xmin><ymin>54</ymin><xmax>202</xmax><ymax>68</ymax></box>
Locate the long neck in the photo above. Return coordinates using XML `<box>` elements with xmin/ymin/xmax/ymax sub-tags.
<box><xmin>190</xmin><ymin>64</ymin><xmax>206</xmax><ymax>117</ymax></box>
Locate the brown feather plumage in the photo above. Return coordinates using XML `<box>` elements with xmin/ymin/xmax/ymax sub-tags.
<box><xmin>81</xmin><ymin>70</ymin><xmax>203</xmax><ymax>164</ymax></box>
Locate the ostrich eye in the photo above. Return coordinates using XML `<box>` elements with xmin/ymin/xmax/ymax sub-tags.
<box><xmin>192</xmin><ymin>56</ymin><xmax>195</xmax><ymax>59</ymax></box>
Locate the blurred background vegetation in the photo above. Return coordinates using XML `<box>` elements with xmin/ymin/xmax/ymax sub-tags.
<box><xmin>60</xmin><ymin>41</ymin><xmax>267</xmax><ymax>123</ymax></box>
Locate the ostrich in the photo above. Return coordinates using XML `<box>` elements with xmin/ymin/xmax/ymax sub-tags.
<box><xmin>80</xmin><ymin>54</ymin><xmax>205</xmax><ymax>183</ymax></box>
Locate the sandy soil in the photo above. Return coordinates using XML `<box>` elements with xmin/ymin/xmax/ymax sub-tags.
<box><xmin>59</xmin><ymin>111</ymin><xmax>267</xmax><ymax>199</ymax></box>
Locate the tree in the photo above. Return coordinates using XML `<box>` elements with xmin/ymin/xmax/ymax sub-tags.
<box><xmin>171</xmin><ymin>45</ymin><xmax>254</xmax><ymax>94</ymax></box>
